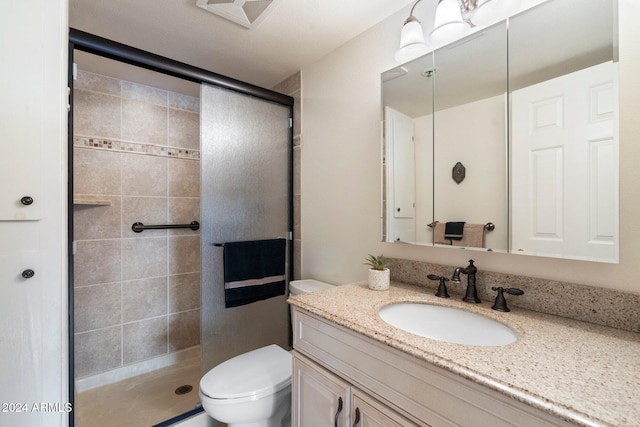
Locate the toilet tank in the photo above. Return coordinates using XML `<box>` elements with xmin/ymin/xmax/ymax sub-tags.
<box><xmin>289</xmin><ymin>279</ymin><xmax>334</xmax><ymax>296</ymax></box>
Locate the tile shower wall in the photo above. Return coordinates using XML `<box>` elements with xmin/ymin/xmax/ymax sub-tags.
<box><xmin>272</xmin><ymin>71</ymin><xmax>301</xmax><ymax>280</ymax></box>
<box><xmin>73</xmin><ymin>70</ymin><xmax>201</xmax><ymax>378</ymax></box>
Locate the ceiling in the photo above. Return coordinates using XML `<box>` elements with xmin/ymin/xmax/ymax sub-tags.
<box><xmin>69</xmin><ymin>0</ymin><xmax>415</xmax><ymax>90</ymax></box>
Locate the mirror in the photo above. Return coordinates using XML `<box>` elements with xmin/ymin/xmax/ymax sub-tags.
<box><xmin>381</xmin><ymin>0</ymin><xmax>618</xmax><ymax>262</ymax></box>
<box><xmin>432</xmin><ymin>21</ymin><xmax>508</xmax><ymax>252</ymax></box>
<box><xmin>509</xmin><ymin>0</ymin><xmax>618</xmax><ymax>262</ymax></box>
<box><xmin>382</xmin><ymin>53</ymin><xmax>434</xmax><ymax>245</ymax></box>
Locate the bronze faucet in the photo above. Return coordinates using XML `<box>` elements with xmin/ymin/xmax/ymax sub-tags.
<box><xmin>452</xmin><ymin>259</ymin><xmax>480</xmax><ymax>303</ymax></box>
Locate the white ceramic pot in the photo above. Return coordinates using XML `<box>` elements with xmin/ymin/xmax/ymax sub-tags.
<box><xmin>368</xmin><ymin>268</ymin><xmax>390</xmax><ymax>291</ymax></box>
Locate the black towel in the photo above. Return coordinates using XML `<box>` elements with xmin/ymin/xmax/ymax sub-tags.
<box><xmin>223</xmin><ymin>238</ymin><xmax>286</xmax><ymax>308</ymax></box>
<box><xmin>444</xmin><ymin>222</ymin><xmax>466</xmax><ymax>240</ymax></box>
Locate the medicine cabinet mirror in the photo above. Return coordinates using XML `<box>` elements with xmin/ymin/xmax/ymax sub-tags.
<box><xmin>381</xmin><ymin>0</ymin><xmax>619</xmax><ymax>263</ymax></box>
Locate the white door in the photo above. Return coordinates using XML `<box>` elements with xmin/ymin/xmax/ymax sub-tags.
<box><xmin>511</xmin><ymin>61</ymin><xmax>618</xmax><ymax>262</ymax></box>
<box><xmin>385</xmin><ymin>107</ymin><xmax>415</xmax><ymax>243</ymax></box>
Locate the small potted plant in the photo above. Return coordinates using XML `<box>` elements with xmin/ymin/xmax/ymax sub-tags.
<box><xmin>364</xmin><ymin>254</ymin><xmax>390</xmax><ymax>291</ymax></box>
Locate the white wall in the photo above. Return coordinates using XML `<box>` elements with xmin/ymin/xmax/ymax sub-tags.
<box><xmin>301</xmin><ymin>0</ymin><xmax>640</xmax><ymax>293</ymax></box>
<box><xmin>432</xmin><ymin>94</ymin><xmax>507</xmax><ymax>251</ymax></box>
<box><xmin>0</xmin><ymin>0</ymin><xmax>69</xmax><ymax>426</ymax></box>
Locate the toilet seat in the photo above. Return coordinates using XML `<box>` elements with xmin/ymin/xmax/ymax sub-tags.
<box><xmin>200</xmin><ymin>344</ymin><xmax>291</xmax><ymax>402</ymax></box>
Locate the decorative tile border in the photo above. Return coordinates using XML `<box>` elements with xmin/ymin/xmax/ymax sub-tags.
<box><xmin>388</xmin><ymin>257</ymin><xmax>640</xmax><ymax>333</ymax></box>
<box><xmin>74</xmin><ymin>136</ymin><xmax>200</xmax><ymax>160</ymax></box>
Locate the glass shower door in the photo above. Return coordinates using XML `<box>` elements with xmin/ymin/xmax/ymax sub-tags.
<box><xmin>200</xmin><ymin>83</ymin><xmax>292</xmax><ymax>373</ymax></box>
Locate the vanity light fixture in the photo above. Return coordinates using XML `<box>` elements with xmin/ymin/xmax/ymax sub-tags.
<box><xmin>395</xmin><ymin>0</ymin><xmax>522</xmax><ymax>62</ymax></box>
<box><xmin>429</xmin><ymin>0</ymin><xmax>471</xmax><ymax>45</ymax></box>
<box><xmin>394</xmin><ymin>0</ymin><xmax>430</xmax><ymax>63</ymax></box>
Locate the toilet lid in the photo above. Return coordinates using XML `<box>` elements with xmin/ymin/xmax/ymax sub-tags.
<box><xmin>200</xmin><ymin>344</ymin><xmax>291</xmax><ymax>400</ymax></box>
<box><xmin>289</xmin><ymin>279</ymin><xmax>334</xmax><ymax>296</ymax></box>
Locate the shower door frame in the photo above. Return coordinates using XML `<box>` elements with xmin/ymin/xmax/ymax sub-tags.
<box><xmin>67</xmin><ymin>28</ymin><xmax>294</xmax><ymax>427</ymax></box>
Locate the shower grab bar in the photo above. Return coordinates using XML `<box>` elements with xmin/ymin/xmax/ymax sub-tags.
<box><xmin>131</xmin><ymin>221</ymin><xmax>200</xmax><ymax>233</ymax></box>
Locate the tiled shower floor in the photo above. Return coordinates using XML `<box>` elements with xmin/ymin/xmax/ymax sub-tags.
<box><xmin>75</xmin><ymin>356</ymin><xmax>202</xmax><ymax>427</ymax></box>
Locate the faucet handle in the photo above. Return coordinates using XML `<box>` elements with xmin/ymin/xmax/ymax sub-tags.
<box><xmin>427</xmin><ymin>274</ymin><xmax>450</xmax><ymax>298</ymax></box>
<box><xmin>491</xmin><ymin>287</ymin><xmax>524</xmax><ymax>312</ymax></box>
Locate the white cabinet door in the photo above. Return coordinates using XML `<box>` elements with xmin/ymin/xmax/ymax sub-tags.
<box><xmin>0</xmin><ymin>0</ymin><xmax>68</xmax><ymax>426</ymax></box>
<box><xmin>293</xmin><ymin>352</ymin><xmax>351</xmax><ymax>427</ymax></box>
<box><xmin>0</xmin><ymin>252</ymin><xmax>44</xmax><ymax>425</ymax></box>
<box><xmin>511</xmin><ymin>61</ymin><xmax>618</xmax><ymax>262</ymax></box>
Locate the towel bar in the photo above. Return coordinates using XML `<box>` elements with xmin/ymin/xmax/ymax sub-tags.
<box><xmin>427</xmin><ymin>221</ymin><xmax>495</xmax><ymax>231</ymax></box>
<box><xmin>131</xmin><ymin>221</ymin><xmax>199</xmax><ymax>233</ymax></box>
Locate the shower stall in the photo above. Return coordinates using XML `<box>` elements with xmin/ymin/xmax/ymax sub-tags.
<box><xmin>69</xmin><ymin>30</ymin><xmax>294</xmax><ymax>427</ymax></box>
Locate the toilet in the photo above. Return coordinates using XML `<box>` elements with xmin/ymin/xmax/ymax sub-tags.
<box><xmin>199</xmin><ymin>279</ymin><xmax>335</xmax><ymax>427</ymax></box>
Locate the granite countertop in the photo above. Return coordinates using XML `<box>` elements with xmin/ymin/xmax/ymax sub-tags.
<box><xmin>288</xmin><ymin>281</ymin><xmax>640</xmax><ymax>427</ymax></box>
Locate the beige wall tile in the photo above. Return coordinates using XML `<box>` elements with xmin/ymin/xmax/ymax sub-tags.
<box><xmin>123</xmin><ymin>317</ymin><xmax>168</xmax><ymax>364</ymax></box>
<box><xmin>122</xmin><ymin>237</ymin><xmax>168</xmax><ymax>280</ymax></box>
<box><xmin>294</xmin><ymin>194</ymin><xmax>301</xmax><ymax>240</ymax></box>
<box><xmin>168</xmin><ymin>273</ymin><xmax>200</xmax><ymax>313</ymax></box>
<box><xmin>122</xmin><ymin>153</ymin><xmax>168</xmax><ymax>197</ymax></box>
<box><xmin>122</xmin><ymin>81</ymin><xmax>168</xmax><ymax>107</ymax></box>
<box><xmin>74</xmin><ymin>196</ymin><xmax>122</xmax><ymax>241</ymax></box>
<box><xmin>168</xmin><ymin>158</ymin><xmax>200</xmax><ymax>197</ymax></box>
<box><xmin>293</xmin><ymin>146</ymin><xmax>301</xmax><ymax>195</ymax></box>
<box><xmin>73</xmin><ymin>70</ymin><xmax>204</xmax><ymax>377</ymax></box>
<box><xmin>75</xmin><ymin>327</ymin><xmax>122</xmax><ymax>378</ymax></box>
<box><xmin>122</xmin><ymin>99</ymin><xmax>168</xmax><ymax>145</ymax></box>
<box><xmin>168</xmin><ymin>310</ymin><xmax>200</xmax><ymax>352</ymax></box>
<box><xmin>168</xmin><ymin>235</ymin><xmax>200</xmax><ymax>275</ymax></box>
<box><xmin>74</xmin><ymin>239</ymin><xmax>121</xmax><ymax>287</ymax></box>
<box><xmin>122</xmin><ymin>277</ymin><xmax>168</xmax><ymax>323</ymax></box>
<box><xmin>122</xmin><ymin>196</ymin><xmax>168</xmax><ymax>238</ymax></box>
<box><xmin>76</xmin><ymin>70</ymin><xmax>121</xmax><ymax>96</ymax></box>
<box><xmin>74</xmin><ymin>148</ymin><xmax>122</xmax><ymax>196</ymax></box>
<box><xmin>168</xmin><ymin>197</ymin><xmax>200</xmax><ymax>236</ymax></box>
<box><xmin>271</xmin><ymin>71</ymin><xmax>300</xmax><ymax>95</ymax></box>
<box><xmin>293</xmin><ymin>239</ymin><xmax>301</xmax><ymax>280</ymax></box>
<box><xmin>74</xmin><ymin>90</ymin><xmax>122</xmax><ymax>139</ymax></box>
<box><xmin>168</xmin><ymin>108</ymin><xmax>199</xmax><ymax>150</ymax></box>
<box><xmin>168</xmin><ymin>92</ymin><xmax>199</xmax><ymax>113</ymax></box>
<box><xmin>74</xmin><ymin>283</ymin><xmax>122</xmax><ymax>333</ymax></box>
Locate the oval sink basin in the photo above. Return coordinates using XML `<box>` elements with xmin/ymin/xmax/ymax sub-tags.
<box><xmin>378</xmin><ymin>303</ymin><xmax>517</xmax><ymax>346</ymax></box>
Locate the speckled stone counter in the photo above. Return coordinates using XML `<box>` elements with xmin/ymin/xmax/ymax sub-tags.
<box><xmin>288</xmin><ymin>281</ymin><xmax>640</xmax><ymax>427</ymax></box>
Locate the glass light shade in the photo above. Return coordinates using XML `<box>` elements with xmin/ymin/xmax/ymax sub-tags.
<box><xmin>472</xmin><ymin>0</ymin><xmax>522</xmax><ymax>27</ymax></box>
<box><xmin>395</xmin><ymin>18</ymin><xmax>429</xmax><ymax>63</ymax></box>
<box><xmin>429</xmin><ymin>0</ymin><xmax>470</xmax><ymax>45</ymax></box>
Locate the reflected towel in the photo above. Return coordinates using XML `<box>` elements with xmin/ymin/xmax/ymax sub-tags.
<box><xmin>458</xmin><ymin>224</ymin><xmax>485</xmax><ymax>248</ymax></box>
<box><xmin>444</xmin><ymin>222</ymin><xmax>466</xmax><ymax>240</ymax></box>
<box><xmin>433</xmin><ymin>222</ymin><xmax>451</xmax><ymax>245</ymax></box>
<box><xmin>223</xmin><ymin>238</ymin><xmax>286</xmax><ymax>308</ymax></box>
<box><xmin>434</xmin><ymin>223</ymin><xmax>485</xmax><ymax>248</ymax></box>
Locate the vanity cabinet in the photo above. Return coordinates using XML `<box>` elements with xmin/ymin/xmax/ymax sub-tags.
<box><xmin>293</xmin><ymin>351</ymin><xmax>418</xmax><ymax>426</ymax></box>
<box><xmin>292</xmin><ymin>307</ymin><xmax>575</xmax><ymax>427</ymax></box>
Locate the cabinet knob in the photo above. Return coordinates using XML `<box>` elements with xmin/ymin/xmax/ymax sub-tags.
<box><xmin>22</xmin><ymin>269</ymin><xmax>35</xmax><ymax>279</ymax></box>
<box><xmin>21</xmin><ymin>196</ymin><xmax>34</xmax><ymax>206</ymax></box>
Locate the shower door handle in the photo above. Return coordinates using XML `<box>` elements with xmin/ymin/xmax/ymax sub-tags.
<box><xmin>334</xmin><ymin>396</ymin><xmax>343</xmax><ymax>427</ymax></box>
